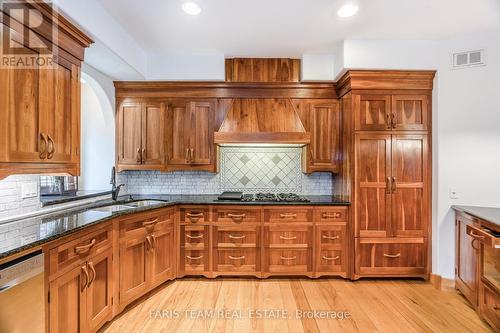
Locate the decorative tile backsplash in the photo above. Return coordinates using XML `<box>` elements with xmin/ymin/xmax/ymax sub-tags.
<box><xmin>119</xmin><ymin>146</ymin><xmax>333</xmax><ymax>195</ymax></box>
<box><xmin>220</xmin><ymin>146</ymin><xmax>302</xmax><ymax>193</ymax></box>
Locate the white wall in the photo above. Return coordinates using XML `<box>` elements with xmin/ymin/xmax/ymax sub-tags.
<box><xmin>80</xmin><ymin>65</ymin><xmax>115</xmax><ymax>191</ymax></box>
<box><xmin>147</xmin><ymin>53</ymin><xmax>225</xmax><ymax>80</ymax></box>
<box><xmin>301</xmin><ymin>54</ymin><xmax>335</xmax><ymax>81</ymax></box>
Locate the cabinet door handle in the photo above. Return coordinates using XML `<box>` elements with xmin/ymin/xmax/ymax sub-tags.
<box><xmin>228</xmin><ymin>213</ymin><xmax>246</xmax><ymax>221</ymax></box>
<box><xmin>391</xmin><ymin>113</ymin><xmax>397</xmax><ymax>129</ymax></box>
<box><xmin>151</xmin><ymin>234</ymin><xmax>156</xmax><ymax>249</ymax></box>
<box><xmin>279</xmin><ymin>235</ymin><xmax>297</xmax><ymax>240</ymax></box>
<box><xmin>186</xmin><ymin>234</ymin><xmax>203</xmax><ymax>239</ymax></box>
<box><xmin>322</xmin><ymin>235</ymin><xmax>340</xmax><ymax>240</ymax></box>
<box><xmin>228</xmin><ymin>234</ymin><xmax>246</xmax><ymax>240</ymax></box>
<box><xmin>322</xmin><ymin>213</ymin><xmax>341</xmax><ymax>218</ymax></box>
<box><xmin>39</xmin><ymin>133</ymin><xmax>48</xmax><ymax>159</ymax></box>
<box><xmin>47</xmin><ymin>134</ymin><xmax>55</xmax><ymax>159</ymax></box>
<box><xmin>228</xmin><ymin>255</ymin><xmax>245</xmax><ymax>260</ymax></box>
<box><xmin>386</xmin><ymin>113</ymin><xmax>392</xmax><ymax>129</ymax></box>
<box><xmin>322</xmin><ymin>255</ymin><xmax>340</xmax><ymax>261</ymax></box>
<box><xmin>136</xmin><ymin>148</ymin><xmax>141</xmax><ymax>162</ymax></box>
<box><xmin>391</xmin><ymin>177</ymin><xmax>397</xmax><ymax>193</ymax></box>
<box><xmin>87</xmin><ymin>262</ymin><xmax>96</xmax><ymax>286</ymax></box>
<box><xmin>186</xmin><ymin>255</ymin><xmax>203</xmax><ymax>260</ymax></box>
<box><xmin>189</xmin><ymin>148</ymin><xmax>194</xmax><ymax>163</ymax></box>
<box><xmin>185</xmin><ymin>148</ymin><xmax>189</xmax><ymax>163</ymax></box>
<box><xmin>383</xmin><ymin>253</ymin><xmax>401</xmax><ymax>258</ymax></box>
<box><xmin>142</xmin><ymin>148</ymin><xmax>146</xmax><ymax>162</ymax></box>
<box><xmin>280</xmin><ymin>256</ymin><xmax>297</xmax><ymax>261</ymax></box>
<box><xmin>75</xmin><ymin>238</ymin><xmax>96</xmax><ymax>254</ymax></box>
<box><xmin>386</xmin><ymin>177</ymin><xmax>392</xmax><ymax>194</ymax></box>
<box><xmin>81</xmin><ymin>265</ymin><xmax>89</xmax><ymax>290</ymax></box>
<box><xmin>279</xmin><ymin>213</ymin><xmax>297</xmax><ymax>219</ymax></box>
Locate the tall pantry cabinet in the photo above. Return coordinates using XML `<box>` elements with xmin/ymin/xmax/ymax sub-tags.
<box><xmin>336</xmin><ymin>71</ymin><xmax>435</xmax><ymax>279</ymax></box>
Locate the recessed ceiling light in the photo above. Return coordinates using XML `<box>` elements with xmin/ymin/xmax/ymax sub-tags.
<box><xmin>182</xmin><ymin>1</ymin><xmax>201</xmax><ymax>15</ymax></box>
<box><xmin>337</xmin><ymin>3</ymin><xmax>359</xmax><ymax>18</ymax></box>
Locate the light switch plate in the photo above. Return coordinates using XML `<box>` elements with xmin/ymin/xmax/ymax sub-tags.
<box><xmin>449</xmin><ymin>187</ymin><xmax>459</xmax><ymax>199</ymax></box>
<box><xmin>21</xmin><ymin>182</ymin><xmax>38</xmax><ymax>199</ymax></box>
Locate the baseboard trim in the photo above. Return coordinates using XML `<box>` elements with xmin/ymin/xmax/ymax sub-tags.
<box><xmin>430</xmin><ymin>273</ymin><xmax>455</xmax><ymax>291</ymax></box>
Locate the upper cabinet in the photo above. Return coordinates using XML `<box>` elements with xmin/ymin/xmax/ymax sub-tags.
<box><xmin>294</xmin><ymin>99</ymin><xmax>340</xmax><ymax>173</ymax></box>
<box><xmin>0</xmin><ymin>1</ymin><xmax>92</xmax><ymax>179</ymax></box>
<box><xmin>354</xmin><ymin>94</ymin><xmax>430</xmax><ymax>131</ymax></box>
<box><xmin>116</xmin><ymin>101</ymin><xmax>165</xmax><ymax>171</ymax></box>
<box><xmin>166</xmin><ymin>100</ymin><xmax>216</xmax><ymax>171</ymax></box>
<box><xmin>225</xmin><ymin>58</ymin><xmax>300</xmax><ymax>82</ymax></box>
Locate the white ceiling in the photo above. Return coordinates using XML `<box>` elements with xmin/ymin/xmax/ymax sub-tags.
<box><xmin>96</xmin><ymin>0</ymin><xmax>500</xmax><ymax>57</ymax></box>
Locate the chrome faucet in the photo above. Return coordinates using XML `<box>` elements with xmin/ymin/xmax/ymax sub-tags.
<box><xmin>110</xmin><ymin>166</ymin><xmax>124</xmax><ymax>201</ymax></box>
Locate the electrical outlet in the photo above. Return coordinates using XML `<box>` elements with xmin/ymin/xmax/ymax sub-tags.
<box><xmin>21</xmin><ymin>182</ymin><xmax>38</xmax><ymax>199</ymax></box>
<box><xmin>449</xmin><ymin>188</ymin><xmax>459</xmax><ymax>199</ymax></box>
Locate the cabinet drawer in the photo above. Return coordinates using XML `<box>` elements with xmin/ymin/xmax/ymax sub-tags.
<box><xmin>263</xmin><ymin>207</ymin><xmax>313</xmax><ymax>223</ymax></box>
<box><xmin>181</xmin><ymin>249</ymin><xmax>208</xmax><ymax>273</ymax></box>
<box><xmin>119</xmin><ymin>209</ymin><xmax>174</xmax><ymax>238</ymax></box>
<box><xmin>356</xmin><ymin>239</ymin><xmax>427</xmax><ymax>276</ymax></box>
<box><xmin>480</xmin><ymin>282</ymin><xmax>500</xmax><ymax>331</ymax></box>
<box><xmin>266</xmin><ymin>225</ymin><xmax>312</xmax><ymax>248</ymax></box>
<box><xmin>315</xmin><ymin>207</ymin><xmax>348</xmax><ymax>223</ymax></box>
<box><xmin>213</xmin><ymin>207</ymin><xmax>261</xmax><ymax>224</ymax></box>
<box><xmin>181</xmin><ymin>225</ymin><xmax>208</xmax><ymax>250</ymax></box>
<box><xmin>267</xmin><ymin>249</ymin><xmax>311</xmax><ymax>273</ymax></box>
<box><xmin>48</xmin><ymin>224</ymin><xmax>112</xmax><ymax>277</ymax></box>
<box><xmin>215</xmin><ymin>226</ymin><xmax>258</xmax><ymax>248</ymax></box>
<box><xmin>317</xmin><ymin>226</ymin><xmax>346</xmax><ymax>247</ymax></box>
<box><xmin>179</xmin><ymin>206</ymin><xmax>210</xmax><ymax>224</ymax></box>
<box><xmin>316</xmin><ymin>249</ymin><xmax>346</xmax><ymax>273</ymax></box>
<box><xmin>214</xmin><ymin>249</ymin><xmax>257</xmax><ymax>273</ymax></box>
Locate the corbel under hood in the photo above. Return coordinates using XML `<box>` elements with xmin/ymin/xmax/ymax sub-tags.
<box><xmin>214</xmin><ymin>98</ymin><xmax>310</xmax><ymax>145</ymax></box>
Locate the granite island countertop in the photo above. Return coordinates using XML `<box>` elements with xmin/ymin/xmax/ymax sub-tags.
<box><xmin>0</xmin><ymin>194</ymin><xmax>350</xmax><ymax>261</ymax></box>
<box><xmin>452</xmin><ymin>205</ymin><xmax>500</xmax><ymax>227</ymax></box>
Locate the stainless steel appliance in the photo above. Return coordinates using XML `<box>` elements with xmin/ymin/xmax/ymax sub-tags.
<box><xmin>0</xmin><ymin>251</ymin><xmax>45</xmax><ymax>333</ymax></box>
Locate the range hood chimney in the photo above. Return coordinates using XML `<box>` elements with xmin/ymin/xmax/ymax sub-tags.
<box><xmin>214</xmin><ymin>98</ymin><xmax>310</xmax><ymax>145</ymax></box>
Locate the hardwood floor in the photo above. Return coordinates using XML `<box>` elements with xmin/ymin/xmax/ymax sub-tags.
<box><xmin>101</xmin><ymin>278</ymin><xmax>492</xmax><ymax>333</ymax></box>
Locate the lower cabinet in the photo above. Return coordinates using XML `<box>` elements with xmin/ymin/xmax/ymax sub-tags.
<box><xmin>49</xmin><ymin>247</ymin><xmax>113</xmax><ymax>333</ymax></box>
<box><xmin>179</xmin><ymin>225</ymin><xmax>210</xmax><ymax>276</ymax></box>
<box><xmin>480</xmin><ymin>281</ymin><xmax>500</xmax><ymax>331</ymax></box>
<box><xmin>455</xmin><ymin>214</ymin><xmax>479</xmax><ymax>307</ymax></box>
<box><xmin>315</xmin><ymin>225</ymin><xmax>348</xmax><ymax>277</ymax></box>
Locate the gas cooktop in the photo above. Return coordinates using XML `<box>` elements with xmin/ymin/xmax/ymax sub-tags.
<box><xmin>217</xmin><ymin>191</ymin><xmax>310</xmax><ymax>202</ymax></box>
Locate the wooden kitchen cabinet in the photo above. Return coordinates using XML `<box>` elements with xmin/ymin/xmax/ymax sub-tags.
<box><xmin>455</xmin><ymin>214</ymin><xmax>480</xmax><ymax>307</ymax></box>
<box><xmin>166</xmin><ymin>99</ymin><xmax>216</xmax><ymax>171</ymax></box>
<box><xmin>150</xmin><ymin>224</ymin><xmax>175</xmax><ymax>288</ymax></box>
<box><xmin>116</xmin><ymin>101</ymin><xmax>165</xmax><ymax>171</ymax></box>
<box><xmin>294</xmin><ymin>99</ymin><xmax>341</xmax><ymax>173</ymax></box>
<box><xmin>0</xmin><ymin>4</ymin><xmax>92</xmax><ymax>179</ymax></box>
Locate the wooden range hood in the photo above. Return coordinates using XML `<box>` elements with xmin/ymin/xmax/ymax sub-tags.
<box><xmin>214</xmin><ymin>98</ymin><xmax>311</xmax><ymax>145</ymax></box>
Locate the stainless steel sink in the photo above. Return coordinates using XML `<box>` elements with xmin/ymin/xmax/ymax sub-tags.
<box><xmin>126</xmin><ymin>200</ymin><xmax>167</xmax><ymax>207</ymax></box>
<box><xmin>91</xmin><ymin>204</ymin><xmax>136</xmax><ymax>213</ymax></box>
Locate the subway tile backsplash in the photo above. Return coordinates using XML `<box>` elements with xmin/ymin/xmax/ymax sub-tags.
<box><xmin>119</xmin><ymin>146</ymin><xmax>333</xmax><ymax>195</ymax></box>
<box><xmin>0</xmin><ymin>175</ymin><xmax>41</xmax><ymax>220</ymax></box>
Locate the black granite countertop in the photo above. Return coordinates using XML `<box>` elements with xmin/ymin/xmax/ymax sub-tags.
<box><xmin>452</xmin><ymin>205</ymin><xmax>500</xmax><ymax>227</ymax></box>
<box><xmin>40</xmin><ymin>190</ymin><xmax>112</xmax><ymax>207</ymax></box>
<box><xmin>0</xmin><ymin>194</ymin><xmax>349</xmax><ymax>261</ymax></box>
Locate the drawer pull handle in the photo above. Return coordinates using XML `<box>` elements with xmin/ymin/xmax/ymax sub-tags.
<box><xmin>143</xmin><ymin>218</ymin><xmax>159</xmax><ymax>227</ymax></box>
<box><xmin>186</xmin><ymin>234</ymin><xmax>203</xmax><ymax>239</ymax></box>
<box><xmin>322</xmin><ymin>255</ymin><xmax>340</xmax><ymax>261</ymax></box>
<box><xmin>322</xmin><ymin>235</ymin><xmax>340</xmax><ymax>240</ymax></box>
<box><xmin>75</xmin><ymin>238</ymin><xmax>96</xmax><ymax>254</ymax></box>
<box><xmin>187</xmin><ymin>213</ymin><xmax>204</xmax><ymax>217</ymax></box>
<box><xmin>186</xmin><ymin>255</ymin><xmax>203</xmax><ymax>260</ymax></box>
<box><xmin>228</xmin><ymin>234</ymin><xmax>246</xmax><ymax>240</ymax></box>
<box><xmin>280</xmin><ymin>235</ymin><xmax>297</xmax><ymax>240</ymax></box>
<box><xmin>322</xmin><ymin>213</ymin><xmax>341</xmax><ymax>218</ymax></box>
<box><xmin>280</xmin><ymin>213</ymin><xmax>297</xmax><ymax>218</ymax></box>
<box><xmin>228</xmin><ymin>213</ymin><xmax>246</xmax><ymax>220</ymax></box>
<box><xmin>145</xmin><ymin>235</ymin><xmax>153</xmax><ymax>251</ymax></box>
<box><xmin>228</xmin><ymin>255</ymin><xmax>245</xmax><ymax>260</ymax></box>
<box><xmin>383</xmin><ymin>253</ymin><xmax>401</xmax><ymax>258</ymax></box>
<box><xmin>81</xmin><ymin>265</ymin><xmax>90</xmax><ymax>290</ymax></box>
<box><xmin>280</xmin><ymin>256</ymin><xmax>297</xmax><ymax>261</ymax></box>
<box><xmin>469</xmin><ymin>232</ymin><xmax>485</xmax><ymax>240</ymax></box>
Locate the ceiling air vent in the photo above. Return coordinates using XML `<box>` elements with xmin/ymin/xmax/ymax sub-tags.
<box><xmin>452</xmin><ymin>50</ymin><xmax>486</xmax><ymax>69</ymax></box>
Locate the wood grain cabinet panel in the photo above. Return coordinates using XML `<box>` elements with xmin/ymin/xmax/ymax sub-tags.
<box><xmin>455</xmin><ymin>215</ymin><xmax>479</xmax><ymax>307</ymax></box>
<box><xmin>266</xmin><ymin>249</ymin><xmax>311</xmax><ymax>274</ymax></box>
<box><xmin>214</xmin><ymin>249</ymin><xmax>258</xmax><ymax>273</ymax></box>
<box><xmin>315</xmin><ymin>207</ymin><xmax>348</xmax><ymax>223</ymax></box>
<box><xmin>150</xmin><ymin>224</ymin><xmax>175</xmax><ymax>288</ymax></box>
<box><xmin>355</xmin><ymin>95</ymin><xmax>392</xmax><ymax>131</ymax></box>
<box><xmin>215</xmin><ymin>226</ymin><xmax>258</xmax><ymax>248</ymax></box>
<box><xmin>480</xmin><ymin>282</ymin><xmax>500</xmax><ymax>331</ymax></box>
<box><xmin>179</xmin><ymin>206</ymin><xmax>211</xmax><ymax>224</ymax></box>
<box><xmin>294</xmin><ymin>99</ymin><xmax>340</xmax><ymax>173</ymax></box>
<box><xmin>213</xmin><ymin>207</ymin><xmax>261</xmax><ymax>224</ymax></box>
<box><xmin>355</xmin><ymin>133</ymin><xmax>392</xmax><ymax>238</ymax></box>
<box><xmin>166</xmin><ymin>100</ymin><xmax>191</xmax><ymax>166</ymax></box>
<box><xmin>179</xmin><ymin>225</ymin><xmax>210</xmax><ymax>276</ymax></box>
<box><xmin>391</xmin><ymin>95</ymin><xmax>429</xmax><ymax>131</ymax></box>
<box><xmin>142</xmin><ymin>103</ymin><xmax>165</xmax><ymax>168</ymax></box>
<box><xmin>266</xmin><ymin>225</ymin><xmax>312</xmax><ymax>249</ymax></box>
<box><xmin>119</xmin><ymin>236</ymin><xmax>149</xmax><ymax>306</ymax></box>
<box><xmin>263</xmin><ymin>207</ymin><xmax>313</xmax><ymax>223</ymax></box>
<box><xmin>116</xmin><ymin>102</ymin><xmax>142</xmax><ymax>166</ymax></box>
<box><xmin>356</xmin><ymin>239</ymin><xmax>427</xmax><ymax>276</ymax></box>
